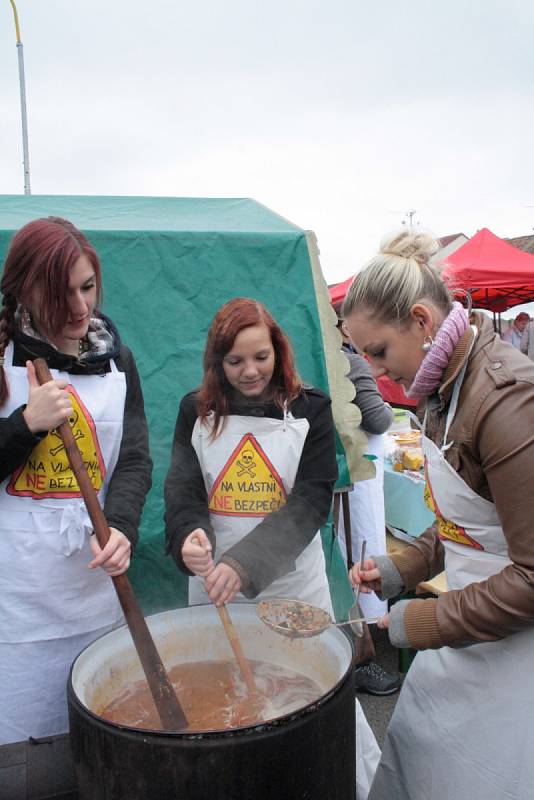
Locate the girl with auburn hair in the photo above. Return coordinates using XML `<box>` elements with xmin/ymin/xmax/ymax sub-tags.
<box><xmin>0</xmin><ymin>217</ymin><xmax>152</xmax><ymax>745</ymax></box>
<box><xmin>165</xmin><ymin>297</ymin><xmax>383</xmax><ymax>796</ymax></box>
<box><xmin>343</xmin><ymin>230</ymin><xmax>534</xmax><ymax>800</ymax></box>
<box><xmin>164</xmin><ymin>297</ymin><xmax>337</xmax><ymax>612</ymax></box>
<box><xmin>196</xmin><ymin>298</ymin><xmax>301</xmax><ymax>436</ymax></box>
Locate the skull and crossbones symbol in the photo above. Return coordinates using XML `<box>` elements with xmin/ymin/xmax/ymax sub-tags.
<box><xmin>237</xmin><ymin>449</ymin><xmax>256</xmax><ymax>477</ymax></box>
<box><xmin>49</xmin><ymin>410</ymin><xmax>85</xmax><ymax>456</ymax></box>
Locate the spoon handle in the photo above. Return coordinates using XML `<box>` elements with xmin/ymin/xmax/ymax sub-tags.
<box><xmin>352</xmin><ymin>539</ymin><xmax>366</xmax><ymax>612</ymax></box>
<box><xmin>333</xmin><ymin>616</ymin><xmax>382</xmax><ymax>627</ymax></box>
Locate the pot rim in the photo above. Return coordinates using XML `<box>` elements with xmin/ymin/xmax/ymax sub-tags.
<box><xmin>68</xmin><ymin>604</ymin><xmax>355</xmax><ymax>740</ymax></box>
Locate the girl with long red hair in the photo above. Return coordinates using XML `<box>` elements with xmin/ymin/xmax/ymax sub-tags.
<box><xmin>0</xmin><ymin>217</ymin><xmax>152</xmax><ymax>745</ymax></box>
<box><xmin>164</xmin><ymin>297</ymin><xmax>338</xmax><ymax>611</ymax></box>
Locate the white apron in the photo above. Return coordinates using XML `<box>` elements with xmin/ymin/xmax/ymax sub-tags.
<box><xmin>189</xmin><ymin>410</ymin><xmax>333</xmax><ymax>615</ymax></box>
<box><xmin>369</xmin><ymin>329</ymin><xmax>534</xmax><ymax>800</ymax></box>
<box><xmin>191</xmin><ymin>411</ymin><xmax>379</xmax><ymax>799</ymax></box>
<box><xmin>337</xmin><ymin>432</ymin><xmax>388</xmax><ymax>618</ymax></box>
<box><xmin>0</xmin><ymin>342</ymin><xmax>126</xmax><ymax>742</ymax></box>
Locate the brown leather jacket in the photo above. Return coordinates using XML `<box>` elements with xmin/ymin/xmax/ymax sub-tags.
<box><xmin>391</xmin><ymin>312</ymin><xmax>534</xmax><ymax>649</ymax></box>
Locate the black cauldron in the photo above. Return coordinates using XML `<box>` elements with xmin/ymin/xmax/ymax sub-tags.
<box><xmin>68</xmin><ymin>604</ymin><xmax>356</xmax><ymax>799</ymax></box>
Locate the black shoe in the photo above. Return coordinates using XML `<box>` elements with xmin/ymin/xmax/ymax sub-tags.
<box><xmin>354</xmin><ymin>661</ymin><xmax>401</xmax><ymax>696</ymax></box>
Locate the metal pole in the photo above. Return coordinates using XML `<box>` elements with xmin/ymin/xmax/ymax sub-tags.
<box><xmin>403</xmin><ymin>210</ymin><xmax>417</xmax><ymax>232</ymax></box>
<box><xmin>9</xmin><ymin>0</ymin><xmax>31</xmax><ymax>194</ymax></box>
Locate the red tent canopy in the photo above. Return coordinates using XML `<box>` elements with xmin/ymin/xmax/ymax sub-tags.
<box><xmin>329</xmin><ymin>275</ymin><xmax>354</xmax><ymax>306</ymax></box>
<box><xmin>440</xmin><ymin>228</ymin><xmax>534</xmax><ymax>312</ymax></box>
<box><xmin>376</xmin><ymin>375</ymin><xmax>417</xmax><ymax>409</ymax></box>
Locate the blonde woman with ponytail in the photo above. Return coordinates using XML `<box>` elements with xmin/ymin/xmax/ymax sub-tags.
<box><xmin>342</xmin><ymin>230</ymin><xmax>534</xmax><ymax>799</ymax></box>
<box><xmin>0</xmin><ymin>217</ymin><xmax>152</xmax><ymax>746</ymax></box>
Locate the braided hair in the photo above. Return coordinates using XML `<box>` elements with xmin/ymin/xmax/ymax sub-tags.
<box><xmin>0</xmin><ymin>291</ymin><xmax>17</xmax><ymax>405</ymax></box>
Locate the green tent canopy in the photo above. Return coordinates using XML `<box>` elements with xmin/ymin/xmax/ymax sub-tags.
<box><xmin>0</xmin><ymin>195</ymin><xmax>369</xmax><ymax>620</ymax></box>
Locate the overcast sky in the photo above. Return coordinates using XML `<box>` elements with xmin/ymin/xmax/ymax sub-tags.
<box><xmin>2</xmin><ymin>0</ymin><xmax>534</xmax><ymax>296</ymax></box>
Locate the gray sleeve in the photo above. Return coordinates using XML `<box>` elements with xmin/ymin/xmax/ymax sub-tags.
<box><xmin>346</xmin><ymin>352</ymin><xmax>394</xmax><ymax>435</ymax></box>
<box><xmin>520</xmin><ymin>325</ymin><xmax>530</xmax><ymax>354</ymax></box>
<box><xmin>373</xmin><ymin>555</ymin><xmax>405</xmax><ymax>599</ymax></box>
<box><xmin>387</xmin><ymin>599</ymin><xmax>411</xmax><ymax>648</ymax></box>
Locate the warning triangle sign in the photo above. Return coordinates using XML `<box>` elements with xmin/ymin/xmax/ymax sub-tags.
<box><xmin>424</xmin><ymin>460</ymin><xmax>483</xmax><ymax>551</ymax></box>
<box><xmin>208</xmin><ymin>433</ymin><xmax>287</xmax><ymax>517</ymax></box>
<box><xmin>8</xmin><ymin>385</ymin><xmax>106</xmax><ymax>499</ymax></box>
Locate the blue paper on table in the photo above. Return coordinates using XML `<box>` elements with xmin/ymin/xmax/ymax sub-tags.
<box><xmin>383</xmin><ymin>461</ymin><xmax>435</xmax><ymax>538</ymax></box>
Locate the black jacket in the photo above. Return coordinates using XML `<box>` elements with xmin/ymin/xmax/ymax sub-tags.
<box><xmin>0</xmin><ymin>317</ymin><xmax>152</xmax><ymax>545</ymax></box>
<box><xmin>164</xmin><ymin>387</ymin><xmax>338</xmax><ymax>597</ymax></box>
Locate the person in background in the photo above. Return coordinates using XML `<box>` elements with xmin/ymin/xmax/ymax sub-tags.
<box><xmin>520</xmin><ymin>315</ymin><xmax>534</xmax><ymax>360</ymax></box>
<box><xmin>336</xmin><ymin>316</ymin><xmax>401</xmax><ymax>697</ymax></box>
<box><xmin>503</xmin><ymin>311</ymin><xmax>529</xmax><ymax>349</ymax></box>
<box><xmin>164</xmin><ymin>297</ymin><xmax>381</xmax><ymax>800</ymax></box>
<box><xmin>343</xmin><ymin>230</ymin><xmax>534</xmax><ymax>800</ymax></box>
<box><xmin>0</xmin><ymin>217</ymin><xmax>152</xmax><ymax>745</ymax></box>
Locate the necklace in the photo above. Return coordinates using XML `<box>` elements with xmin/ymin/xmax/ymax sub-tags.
<box><xmin>78</xmin><ymin>338</ymin><xmax>85</xmax><ymax>358</ymax></box>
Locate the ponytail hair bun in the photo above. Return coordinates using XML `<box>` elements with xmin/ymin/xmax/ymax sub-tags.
<box><xmin>380</xmin><ymin>231</ymin><xmax>439</xmax><ymax>266</ymax></box>
<box><xmin>342</xmin><ymin>229</ymin><xmax>451</xmax><ymax>325</ymax></box>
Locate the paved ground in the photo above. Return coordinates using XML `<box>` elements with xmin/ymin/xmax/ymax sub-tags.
<box><xmin>356</xmin><ymin>626</ymin><xmax>403</xmax><ymax>747</ymax></box>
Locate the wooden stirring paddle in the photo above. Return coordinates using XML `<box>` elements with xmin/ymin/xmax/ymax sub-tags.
<box><xmin>216</xmin><ymin>603</ymin><xmax>258</xmax><ymax>694</ymax></box>
<box><xmin>34</xmin><ymin>358</ymin><xmax>188</xmax><ymax>732</ymax></box>
<box><xmin>192</xmin><ymin>536</ymin><xmax>258</xmax><ymax>694</ymax></box>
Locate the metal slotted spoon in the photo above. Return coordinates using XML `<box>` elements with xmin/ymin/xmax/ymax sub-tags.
<box><xmin>256</xmin><ymin>598</ymin><xmax>380</xmax><ymax>639</ymax></box>
<box><xmin>256</xmin><ymin>540</ymin><xmax>375</xmax><ymax>639</ymax></box>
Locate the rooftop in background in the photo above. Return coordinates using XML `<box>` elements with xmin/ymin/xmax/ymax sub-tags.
<box><xmin>437</xmin><ymin>232</ymin><xmax>467</xmax><ymax>248</ymax></box>
<box><xmin>506</xmin><ymin>234</ymin><xmax>534</xmax><ymax>255</ymax></box>
<box><xmin>431</xmin><ymin>232</ymin><xmax>469</xmax><ymax>269</ymax></box>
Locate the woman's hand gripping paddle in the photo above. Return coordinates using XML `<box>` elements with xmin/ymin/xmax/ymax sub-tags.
<box><xmin>33</xmin><ymin>357</ymin><xmax>188</xmax><ymax>732</ymax></box>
